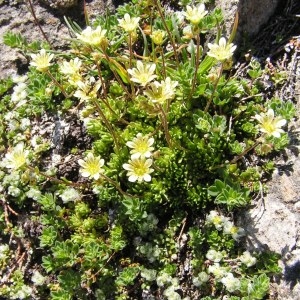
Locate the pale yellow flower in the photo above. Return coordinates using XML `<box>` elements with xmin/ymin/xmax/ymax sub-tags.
<box><xmin>223</xmin><ymin>220</ymin><xmax>245</xmax><ymax>241</ymax></box>
<box><xmin>30</xmin><ymin>49</ymin><xmax>54</xmax><ymax>72</ymax></box>
<box><xmin>183</xmin><ymin>4</ymin><xmax>208</xmax><ymax>25</ymax></box>
<box><xmin>127</xmin><ymin>61</ymin><xmax>157</xmax><ymax>86</ymax></box>
<box><xmin>5</xmin><ymin>143</ymin><xmax>29</xmax><ymax>169</ymax></box>
<box><xmin>118</xmin><ymin>13</ymin><xmax>140</xmax><ymax>33</ymax></box>
<box><xmin>74</xmin><ymin>78</ymin><xmax>101</xmax><ymax>101</ymax></box>
<box><xmin>144</xmin><ymin>77</ymin><xmax>178</xmax><ymax>104</ymax></box>
<box><xmin>150</xmin><ymin>29</ymin><xmax>166</xmax><ymax>45</ymax></box>
<box><xmin>78</xmin><ymin>153</ymin><xmax>105</xmax><ymax>180</ymax></box>
<box><xmin>60</xmin><ymin>57</ymin><xmax>82</xmax><ymax>75</ymax></box>
<box><xmin>207</xmin><ymin>37</ymin><xmax>237</xmax><ymax>62</ymax></box>
<box><xmin>239</xmin><ymin>251</ymin><xmax>257</xmax><ymax>267</ymax></box>
<box><xmin>221</xmin><ymin>273</ymin><xmax>241</xmax><ymax>293</ymax></box>
<box><xmin>76</xmin><ymin>26</ymin><xmax>108</xmax><ymax>48</ymax></box>
<box><xmin>126</xmin><ymin>133</ymin><xmax>155</xmax><ymax>159</ymax></box>
<box><xmin>60</xmin><ymin>57</ymin><xmax>82</xmax><ymax>85</ymax></box>
<box><xmin>182</xmin><ymin>25</ymin><xmax>194</xmax><ymax>40</ymax></box>
<box><xmin>123</xmin><ymin>158</ymin><xmax>154</xmax><ymax>183</ymax></box>
<box><xmin>254</xmin><ymin>108</ymin><xmax>286</xmax><ymax>138</ymax></box>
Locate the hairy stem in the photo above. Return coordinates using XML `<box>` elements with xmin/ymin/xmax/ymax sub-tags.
<box><xmin>204</xmin><ymin>64</ymin><xmax>223</xmax><ymax>113</ymax></box>
<box><xmin>153</xmin><ymin>0</ymin><xmax>179</xmax><ymax>66</ymax></box>
<box><xmin>26</xmin><ymin>0</ymin><xmax>51</xmax><ymax>46</ymax></box>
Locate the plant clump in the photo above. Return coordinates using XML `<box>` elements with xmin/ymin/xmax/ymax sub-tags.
<box><xmin>0</xmin><ymin>0</ymin><xmax>295</xmax><ymax>299</ymax></box>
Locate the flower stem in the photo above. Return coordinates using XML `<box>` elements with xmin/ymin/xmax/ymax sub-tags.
<box><xmin>159</xmin><ymin>46</ymin><xmax>167</xmax><ymax>79</ymax></box>
<box><xmin>128</xmin><ymin>33</ymin><xmax>135</xmax><ymax>98</ymax></box>
<box><xmin>46</xmin><ymin>70</ymin><xmax>69</xmax><ymax>98</ymax></box>
<box><xmin>27</xmin><ymin>165</ymin><xmax>85</xmax><ymax>188</ymax></box>
<box><xmin>229</xmin><ymin>139</ymin><xmax>262</xmax><ymax>164</ymax></box>
<box><xmin>96</xmin><ymin>61</ymin><xmax>107</xmax><ymax>98</ymax></box>
<box><xmin>210</xmin><ymin>138</ymin><xmax>263</xmax><ymax>171</ymax></box>
<box><xmin>204</xmin><ymin>64</ymin><xmax>223</xmax><ymax>113</ymax></box>
<box><xmin>26</xmin><ymin>0</ymin><xmax>51</xmax><ymax>46</ymax></box>
<box><xmin>189</xmin><ymin>34</ymin><xmax>201</xmax><ymax>100</ymax></box>
<box><xmin>100</xmin><ymin>174</ymin><xmax>132</xmax><ymax>197</ymax></box>
<box><xmin>91</xmin><ymin>98</ymin><xmax>121</xmax><ymax>151</ymax></box>
<box><xmin>102</xmin><ymin>51</ymin><xmax>132</xmax><ymax>100</ymax></box>
<box><xmin>153</xmin><ymin>0</ymin><xmax>179</xmax><ymax>66</ymax></box>
<box><xmin>158</xmin><ymin>104</ymin><xmax>172</xmax><ymax>147</ymax></box>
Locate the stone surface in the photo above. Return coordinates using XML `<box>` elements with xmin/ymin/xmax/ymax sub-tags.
<box><xmin>0</xmin><ymin>2</ymin><xmax>75</xmax><ymax>78</ymax></box>
<box><xmin>38</xmin><ymin>0</ymin><xmax>78</xmax><ymax>9</ymax></box>
<box><xmin>216</xmin><ymin>0</ymin><xmax>280</xmax><ymax>38</ymax></box>
<box><xmin>0</xmin><ymin>1</ymin><xmax>299</xmax><ymax>298</ymax></box>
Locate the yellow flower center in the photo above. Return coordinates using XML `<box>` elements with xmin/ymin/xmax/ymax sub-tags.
<box><xmin>132</xmin><ymin>160</ymin><xmax>148</xmax><ymax>176</ymax></box>
<box><xmin>262</xmin><ymin>122</ymin><xmax>275</xmax><ymax>134</ymax></box>
<box><xmin>135</xmin><ymin>141</ymin><xmax>149</xmax><ymax>154</ymax></box>
<box><xmin>87</xmin><ymin>160</ymin><xmax>102</xmax><ymax>176</ymax></box>
<box><xmin>12</xmin><ymin>152</ymin><xmax>26</xmax><ymax>168</ymax></box>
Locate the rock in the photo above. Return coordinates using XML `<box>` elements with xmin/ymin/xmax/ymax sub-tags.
<box><xmin>215</xmin><ymin>0</ymin><xmax>280</xmax><ymax>38</ymax></box>
<box><xmin>38</xmin><ymin>0</ymin><xmax>78</xmax><ymax>9</ymax></box>
<box><xmin>84</xmin><ymin>0</ymin><xmax>115</xmax><ymax>22</ymax></box>
<box><xmin>238</xmin><ymin>0</ymin><xmax>280</xmax><ymax>36</ymax></box>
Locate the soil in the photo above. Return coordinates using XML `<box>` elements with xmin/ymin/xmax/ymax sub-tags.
<box><xmin>0</xmin><ymin>0</ymin><xmax>300</xmax><ymax>299</ymax></box>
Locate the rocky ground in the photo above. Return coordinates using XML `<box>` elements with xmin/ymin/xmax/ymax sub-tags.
<box><xmin>0</xmin><ymin>0</ymin><xmax>300</xmax><ymax>299</ymax></box>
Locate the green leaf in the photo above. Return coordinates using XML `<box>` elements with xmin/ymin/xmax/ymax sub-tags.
<box><xmin>42</xmin><ymin>255</ymin><xmax>57</xmax><ymax>273</ymax></box>
<box><xmin>39</xmin><ymin>226</ymin><xmax>57</xmax><ymax>247</ymax></box>
<box><xmin>207</xmin><ymin>179</ymin><xmax>225</xmax><ymax>196</ymax></box>
<box><xmin>37</xmin><ymin>193</ymin><xmax>56</xmax><ymax>211</ymax></box>
<box><xmin>50</xmin><ymin>290</ymin><xmax>72</xmax><ymax>300</ymax></box>
<box><xmin>241</xmin><ymin>274</ymin><xmax>270</xmax><ymax>299</ymax></box>
<box><xmin>58</xmin><ymin>269</ymin><xmax>81</xmax><ymax>291</ymax></box>
<box><xmin>3</xmin><ymin>31</ymin><xmax>27</xmax><ymax>48</ymax></box>
<box><xmin>198</xmin><ymin>56</ymin><xmax>215</xmax><ymax>74</ymax></box>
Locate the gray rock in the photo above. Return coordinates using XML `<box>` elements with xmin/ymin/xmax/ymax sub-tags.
<box><xmin>216</xmin><ymin>0</ymin><xmax>280</xmax><ymax>38</ymax></box>
<box><xmin>38</xmin><ymin>0</ymin><xmax>78</xmax><ymax>9</ymax></box>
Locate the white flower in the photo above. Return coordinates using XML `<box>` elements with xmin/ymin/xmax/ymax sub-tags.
<box><xmin>239</xmin><ymin>251</ymin><xmax>257</xmax><ymax>267</ymax></box>
<box><xmin>183</xmin><ymin>4</ymin><xmax>208</xmax><ymax>25</ymax></box>
<box><xmin>31</xmin><ymin>270</ymin><xmax>46</xmax><ymax>286</ymax></box>
<box><xmin>223</xmin><ymin>221</ymin><xmax>245</xmax><ymax>241</ymax></box>
<box><xmin>207</xmin><ymin>37</ymin><xmax>237</xmax><ymax>61</ymax></box>
<box><xmin>182</xmin><ymin>25</ymin><xmax>194</xmax><ymax>40</ymax></box>
<box><xmin>60</xmin><ymin>57</ymin><xmax>82</xmax><ymax>75</ymax></box>
<box><xmin>74</xmin><ymin>78</ymin><xmax>101</xmax><ymax>101</ymax></box>
<box><xmin>11</xmin><ymin>83</ymin><xmax>27</xmax><ymax>107</ymax></box>
<box><xmin>156</xmin><ymin>273</ymin><xmax>173</xmax><ymax>287</ymax></box>
<box><xmin>12</xmin><ymin>74</ymin><xmax>27</xmax><ymax>83</ymax></box>
<box><xmin>206</xmin><ymin>249</ymin><xmax>224</xmax><ymax>262</ymax></box>
<box><xmin>8</xmin><ymin>186</ymin><xmax>21</xmax><ymax>197</ymax></box>
<box><xmin>127</xmin><ymin>61</ymin><xmax>157</xmax><ymax>86</ymax></box>
<box><xmin>126</xmin><ymin>133</ymin><xmax>155</xmax><ymax>159</ymax></box>
<box><xmin>208</xmin><ymin>263</ymin><xmax>228</xmax><ymax>280</ymax></box>
<box><xmin>254</xmin><ymin>108</ymin><xmax>287</xmax><ymax>138</ymax></box>
<box><xmin>123</xmin><ymin>158</ymin><xmax>154</xmax><ymax>183</ymax></box>
<box><xmin>0</xmin><ymin>244</ymin><xmax>10</xmax><ymax>260</ymax></box>
<box><xmin>118</xmin><ymin>13</ymin><xmax>140</xmax><ymax>33</ymax></box>
<box><xmin>60</xmin><ymin>57</ymin><xmax>82</xmax><ymax>85</ymax></box>
<box><xmin>26</xmin><ymin>188</ymin><xmax>42</xmax><ymax>200</ymax></box>
<box><xmin>221</xmin><ymin>273</ymin><xmax>241</xmax><ymax>293</ymax></box>
<box><xmin>163</xmin><ymin>287</ymin><xmax>181</xmax><ymax>300</ymax></box>
<box><xmin>144</xmin><ymin>77</ymin><xmax>178</xmax><ymax>104</ymax></box>
<box><xmin>192</xmin><ymin>271</ymin><xmax>209</xmax><ymax>287</ymax></box>
<box><xmin>5</xmin><ymin>143</ymin><xmax>29</xmax><ymax>170</ymax></box>
<box><xmin>30</xmin><ymin>49</ymin><xmax>54</xmax><ymax>72</ymax></box>
<box><xmin>60</xmin><ymin>187</ymin><xmax>81</xmax><ymax>203</ymax></box>
<box><xmin>11</xmin><ymin>285</ymin><xmax>33</xmax><ymax>299</ymax></box>
<box><xmin>78</xmin><ymin>153</ymin><xmax>105</xmax><ymax>180</ymax></box>
<box><xmin>76</xmin><ymin>26</ymin><xmax>108</xmax><ymax>47</ymax></box>
<box><xmin>206</xmin><ymin>210</ymin><xmax>227</xmax><ymax>230</ymax></box>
